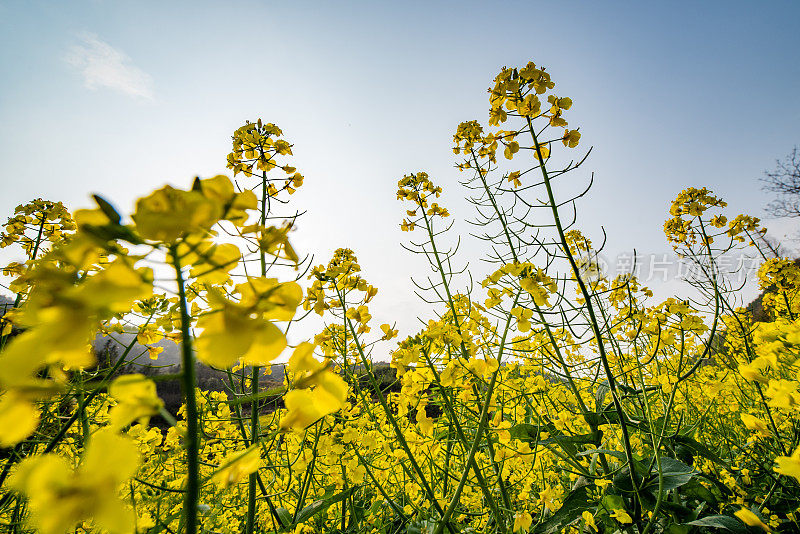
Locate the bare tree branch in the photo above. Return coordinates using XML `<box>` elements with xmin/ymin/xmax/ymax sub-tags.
<box><xmin>762</xmin><ymin>146</ymin><xmax>800</xmax><ymax>217</ymax></box>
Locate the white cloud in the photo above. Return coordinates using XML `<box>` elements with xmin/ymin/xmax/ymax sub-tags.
<box><xmin>65</xmin><ymin>33</ymin><xmax>154</xmax><ymax>100</ymax></box>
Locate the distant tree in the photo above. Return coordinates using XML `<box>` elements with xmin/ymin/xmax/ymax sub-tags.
<box><xmin>755</xmin><ymin>231</ymin><xmax>790</xmax><ymax>258</ymax></box>
<box><xmin>763</xmin><ymin>146</ymin><xmax>800</xmax><ymax>217</ymax></box>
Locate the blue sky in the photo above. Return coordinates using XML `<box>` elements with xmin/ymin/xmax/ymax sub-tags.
<box><xmin>1</xmin><ymin>1</ymin><xmax>799</xmax><ymax>340</ymax></box>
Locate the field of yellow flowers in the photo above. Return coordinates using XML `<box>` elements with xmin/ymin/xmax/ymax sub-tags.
<box><xmin>1</xmin><ymin>60</ymin><xmax>799</xmax><ymax>534</ymax></box>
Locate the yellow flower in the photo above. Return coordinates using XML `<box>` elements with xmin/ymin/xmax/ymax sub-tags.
<box><xmin>346</xmin><ymin>305</ymin><xmax>371</xmax><ymax>325</ymax></box>
<box><xmin>538</xmin><ymin>484</ymin><xmax>559</xmax><ymax>510</ymax></box>
<box><xmin>132</xmin><ymin>186</ymin><xmax>219</xmax><ymax>243</ymax></box>
<box><xmin>738</xmin><ymin>362</ymin><xmax>768</xmax><ymax>384</ymax></box>
<box><xmin>513</xmin><ymin>511</ymin><xmax>533</xmax><ymax>533</ymax></box>
<box><xmin>280</xmin><ymin>379</ymin><xmax>347</xmax><ymax>431</ymax></box>
<box><xmin>533</xmin><ymin>143</ymin><xmax>551</xmax><ymax>160</ymax></box>
<box><xmin>136</xmin><ymin>326</ymin><xmax>162</xmax><ymax>346</ymax></box>
<box><xmin>196</xmin><ymin>305</ymin><xmax>286</xmax><ymax>368</ymax></box>
<box><xmin>765</xmin><ymin>379</ymin><xmax>799</xmax><ymax>409</ymax></box>
<box><xmin>132</xmin><ymin>176</ymin><xmax>254</xmax><ymax>243</ymax></box>
<box><xmin>147</xmin><ymin>345</ymin><xmax>164</xmax><ymax>360</ymax></box>
<box><xmin>0</xmin><ymin>392</ymin><xmax>40</xmax><ymax>447</ymax></box>
<box><xmin>195</xmin><ymin>283</ymin><xmax>300</xmax><ymax>368</ymax></box>
<box><xmin>380</xmin><ymin>324</ymin><xmax>398</xmax><ymax>340</ymax></box>
<box><xmin>610</xmin><ymin>508</ymin><xmax>633</xmax><ymax>524</ymax></box>
<box><xmin>741</xmin><ymin>413</ymin><xmax>770</xmax><ymax>435</ymax></box>
<box><xmin>562</xmin><ymin>129</ymin><xmax>581</xmax><ymax>148</ymax></box>
<box><xmin>774</xmin><ymin>447</ymin><xmax>800</xmax><ymax>482</ymax></box>
<box><xmin>187</xmin><ymin>242</ymin><xmax>241</xmax><ymax>284</ymax></box>
<box><xmin>287</xmin><ymin>342</ymin><xmax>326</xmax><ymax>377</ymax></box>
<box><xmin>504</xmin><ymin>141</ymin><xmax>520</xmax><ymax>160</ymax></box>
<box><xmin>734</xmin><ymin>508</ymin><xmax>771</xmax><ymax>532</ymax></box>
<box><xmin>416</xmin><ymin>405</ymin><xmax>435</xmax><ymax>436</ymax></box>
<box><xmin>108</xmin><ymin>374</ymin><xmax>164</xmax><ymax>431</ymax></box>
<box><xmin>11</xmin><ymin>429</ymin><xmax>140</xmax><ymax>534</ymax></box>
<box><xmin>281</xmin><ymin>344</ymin><xmax>348</xmax><ymax>431</ymax></box>
<box><xmin>235</xmin><ymin>278</ymin><xmax>303</xmax><ymax>321</ymax></box>
<box><xmin>582</xmin><ymin>511</ymin><xmax>598</xmax><ymax>532</ymax></box>
<box><xmin>196</xmin><ymin>174</ymin><xmax>257</xmax><ymax>226</ymax></box>
<box><xmin>211</xmin><ymin>447</ymin><xmax>261</xmax><ymax>488</ymax></box>
<box><xmin>511</xmin><ymin>306</ymin><xmax>534</xmax><ymax>332</ymax></box>
<box><xmin>68</xmin><ymin>259</ymin><xmax>153</xmax><ymax>315</ymax></box>
<box><xmin>0</xmin><ymin>259</ymin><xmax>151</xmax><ymax>397</ymax></box>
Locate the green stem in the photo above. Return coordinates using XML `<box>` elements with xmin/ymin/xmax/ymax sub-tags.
<box><xmin>246</xmin><ymin>160</ymin><xmax>270</xmax><ymax>534</ymax></box>
<box><xmin>13</xmin><ymin>212</ymin><xmax>46</xmax><ymax>308</ymax></box>
<box><xmin>419</xmin><ymin>205</ymin><xmax>513</xmax><ymax>514</ymax></box>
<box><xmin>335</xmin><ymin>287</ymin><xmax>455</xmax><ymax>533</ymax></box>
<box><xmin>292</xmin><ymin>425</ymin><xmax>322</xmax><ymax>524</ymax></box>
<box><xmin>470</xmin><ymin>151</ymin><xmax>600</xmax><ymax>460</ymax></box>
<box><xmin>353</xmin><ymin>447</ymin><xmax>407</xmax><ymax>520</ymax></box>
<box><xmin>524</xmin><ymin>116</ymin><xmax>642</xmax><ymax>517</ymax></box>
<box><xmin>172</xmin><ymin>244</ymin><xmax>200</xmax><ymax>534</ymax></box>
<box><xmin>433</xmin><ymin>293</ymin><xmax>520</xmax><ymax>534</ymax></box>
<box><xmin>246</xmin><ymin>364</ymin><xmax>259</xmax><ymax>534</ymax></box>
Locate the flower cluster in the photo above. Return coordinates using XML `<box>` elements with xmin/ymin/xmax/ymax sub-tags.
<box><xmin>226</xmin><ymin>120</ymin><xmax>304</xmax><ymax>196</ymax></box>
<box><xmin>3</xmin><ymin>58</ymin><xmax>800</xmax><ymax>534</ymax></box>
<box><xmin>397</xmin><ymin>172</ymin><xmax>449</xmax><ymax>231</ymax></box>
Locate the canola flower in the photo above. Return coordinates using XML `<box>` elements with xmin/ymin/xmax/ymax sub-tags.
<box><xmin>11</xmin><ymin>429</ymin><xmax>140</xmax><ymax>534</ymax></box>
<box><xmin>1</xmin><ymin>60</ymin><xmax>800</xmax><ymax>534</ymax></box>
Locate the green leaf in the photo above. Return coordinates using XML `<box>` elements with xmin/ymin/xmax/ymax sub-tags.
<box><xmin>643</xmin><ymin>456</ymin><xmax>696</xmax><ymax>492</ymax></box>
<box><xmin>583</xmin><ymin>409</ymin><xmax>651</xmax><ymax>433</ymax></box>
<box><xmin>533</xmin><ymin>486</ymin><xmax>593</xmax><ymax>534</ymax></box>
<box><xmin>293</xmin><ymin>486</ymin><xmax>359</xmax><ymax>526</ymax></box>
<box><xmin>509</xmin><ymin>421</ymin><xmax>555</xmax><ymax>441</ymax></box>
<box><xmin>510</xmin><ymin>423</ymin><xmax>598</xmax><ymax>457</ymax></box>
<box><xmin>613</xmin><ymin>465</ymin><xmax>639</xmax><ymax>493</ymax></box>
<box><xmin>599</xmin><ymin>494</ymin><xmax>626</xmax><ymax>520</ymax></box>
<box><xmin>681</xmin><ymin>478</ymin><xmax>720</xmax><ymax>507</ymax></box>
<box><xmin>668</xmin><ymin>435</ymin><xmax>728</xmax><ymax>467</ymax></box>
<box><xmin>660</xmin><ymin>500</ymin><xmax>696</xmax><ymax>520</ymax></box>
<box><xmin>146</xmin><ymin>510</ymin><xmax>183</xmax><ymax>534</ymax></box>
<box><xmin>686</xmin><ymin>515</ymin><xmax>750</xmax><ymax>533</ymax></box>
<box><xmin>578</xmin><ymin>448</ymin><xmax>642</xmax><ymax>470</ymax></box>
<box><xmin>578</xmin><ymin>448</ymin><xmax>627</xmax><ymax>460</ymax></box>
<box><xmin>81</xmin><ymin>222</ymin><xmax>144</xmax><ymax>245</ymax></box>
<box><xmin>595</xmin><ymin>381</ymin><xmax>609</xmax><ymax>412</ymax></box>
<box><xmin>275</xmin><ymin>507</ymin><xmax>292</xmax><ymax>529</ymax></box>
<box><xmin>368</xmin><ymin>499</ymin><xmax>382</xmax><ymax>516</ymax></box>
<box><xmin>92</xmin><ymin>194</ymin><xmax>122</xmax><ymax>225</ymax></box>
<box><xmin>617</xmin><ymin>382</ymin><xmax>640</xmax><ymax>396</ymax></box>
